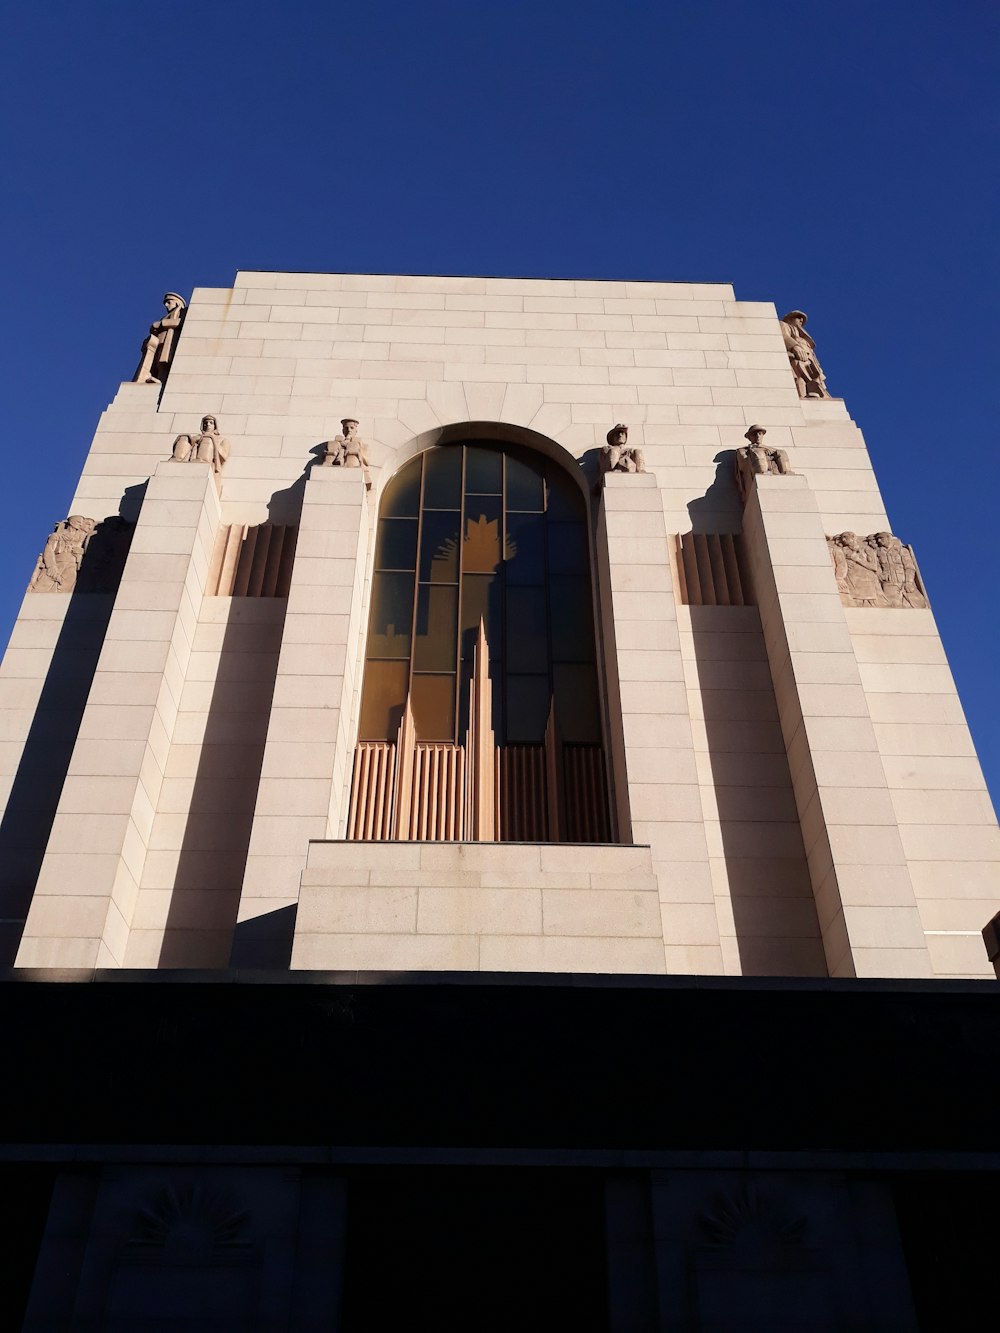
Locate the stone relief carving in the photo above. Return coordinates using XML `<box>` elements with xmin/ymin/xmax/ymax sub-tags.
<box><xmin>828</xmin><ymin>531</ymin><xmax>927</xmax><ymax>608</ymax></box>
<box><xmin>128</xmin><ymin>1184</ymin><xmax>251</xmax><ymax>1264</ymax></box>
<box><xmin>28</xmin><ymin>516</ymin><xmax>97</xmax><ymax>593</ymax></box>
<box><xmin>700</xmin><ymin>1184</ymin><xmax>807</xmax><ymax>1249</ymax></box>
<box><xmin>322</xmin><ymin>417</ymin><xmax>371</xmax><ymax>486</ymax></box>
<box><xmin>133</xmin><ymin>292</ymin><xmax>187</xmax><ymax>386</ymax></box>
<box><xmin>780</xmin><ymin>310</ymin><xmax>829</xmax><ymax>399</ymax></box>
<box><xmin>27</xmin><ymin>515</ymin><xmax>134</xmax><ymax>594</ymax></box>
<box><xmin>735</xmin><ymin>424</ymin><xmax>793</xmax><ymax>500</ymax></box>
<box><xmin>171</xmin><ymin>414</ymin><xmax>230</xmax><ymax>474</ymax></box>
<box><xmin>600</xmin><ymin>423</ymin><xmax>645</xmax><ymax>479</ymax></box>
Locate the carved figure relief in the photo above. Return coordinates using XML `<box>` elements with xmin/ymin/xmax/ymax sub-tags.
<box><xmin>28</xmin><ymin>516</ymin><xmax>97</xmax><ymax>593</ymax></box>
<box><xmin>599</xmin><ymin>423</ymin><xmax>645</xmax><ymax>480</ymax></box>
<box><xmin>171</xmin><ymin>414</ymin><xmax>230</xmax><ymax>474</ymax></box>
<box><xmin>780</xmin><ymin>310</ymin><xmax>830</xmax><ymax>399</ymax></box>
<box><xmin>133</xmin><ymin>292</ymin><xmax>187</xmax><ymax>386</ymax></box>
<box><xmin>700</xmin><ymin>1184</ymin><xmax>807</xmax><ymax>1250</ymax></box>
<box><xmin>828</xmin><ymin>531</ymin><xmax>927</xmax><ymax>608</ymax></box>
<box><xmin>322</xmin><ymin>417</ymin><xmax>371</xmax><ymax>486</ymax></box>
<box><xmin>735</xmin><ymin>424</ymin><xmax>793</xmax><ymax>500</ymax></box>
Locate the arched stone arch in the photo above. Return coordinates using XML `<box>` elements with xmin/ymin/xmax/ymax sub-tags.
<box><xmin>346</xmin><ymin>427</ymin><xmax>620</xmax><ymax>845</ymax></box>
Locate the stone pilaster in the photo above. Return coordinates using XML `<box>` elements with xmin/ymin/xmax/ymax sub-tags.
<box><xmin>741</xmin><ymin>473</ymin><xmax>931</xmax><ymax>977</ymax></box>
<box><xmin>233</xmin><ymin>465</ymin><xmax>370</xmax><ymax>966</ymax></box>
<box><xmin>17</xmin><ymin>462</ymin><xmax>221</xmax><ymax>968</ymax></box>
<box><xmin>597</xmin><ymin>472</ymin><xmax>720</xmax><ymax>974</ymax></box>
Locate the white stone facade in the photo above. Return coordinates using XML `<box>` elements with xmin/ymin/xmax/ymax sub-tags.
<box><xmin>1</xmin><ymin>271</ymin><xmax>996</xmax><ymax>977</ymax></box>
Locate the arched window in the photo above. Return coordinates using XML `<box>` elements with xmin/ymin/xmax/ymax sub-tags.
<box><xmin>349</xmin><ymin>441</ymin><xmax>611</xmax><ymax>843</ymax></box>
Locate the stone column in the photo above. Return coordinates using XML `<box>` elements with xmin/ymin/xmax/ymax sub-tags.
<box><xmin>17</xmin><ymin>462</ymin><xmax>221</xmax><ymax>968</ymax></box>
<box><xmin>233</xmin><ymin>466</ymin><xmax>370</xmax><ymax>967</ymax></box>
<box><xmin>597</xmin><ymin>472</ymin><xmax>720</xmax><ymax>974</ymax></box>
<box><xmin>741</xmin><ymin>473</ymin><xmax>931</xmax><ymax>977</ymax></box>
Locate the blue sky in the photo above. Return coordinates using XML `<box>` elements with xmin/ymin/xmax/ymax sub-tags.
<box><xmin>1</xmin><ymin>0</ymin><xmax>997</xmax><ymax>803</ymax></box>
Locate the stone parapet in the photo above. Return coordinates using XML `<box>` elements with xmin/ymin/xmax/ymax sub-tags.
<box><xmin>292</xmin><ymin>839</ymin><xmax>664</xmax><ymax>973</ymax></box>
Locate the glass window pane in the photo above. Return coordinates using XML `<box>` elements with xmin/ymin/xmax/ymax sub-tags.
<box><xmin>419</xmin><ymin>510</ymin><xmax>460</xmax><ymax>583</ymax></box>
<box><xmin>381</xmin><ymin>458</ymin><xmax>421</xmax><ymax>517</ymax></box>
<box><xmin>553</xmin><ymin>663</ymin><xmax>601</xmax><ymax>743</ymax></box>
<box><xmin>414</xmin><ymin>584</ymin><xmax>458</xmax><ymax>672</ymax></box>
<box><xmin>506</xmin><ymin>586</ymin><xmax>548</xmax><ymax>673</ymax></box>
<box><xmin>505</xmin><ymin>454</ymin><xmax>544</xmax><ymax>511</ymax></box>
<box><xmin>411</xmin><ymin>674</ymin><xmax>455</xmax><ymax>741</ymax></box>
<box><xmin>465</xmin><ymin>446</ymin><xmax>502</xmax><ymax>494</ymax></box>
<box><xmin>358</xmin><ymin>659</ymin><xmax>409</xmax><ymax>740</ymax></box>
<box><xmin>505</xmin><ymin>675</ymin><xmax>551</xmax><ymax>744</ymax></box>
<box><xmin>366</xmin><ymin>572</ymin><xmax>414</xmax><ymax>657</ymax></box>
<box><xmin>460</xmin><ymin>574</ymin><xmax>501</xmax><ymax>661</ymax></box>
<box><xmin>375</xmin><ymin>517</ymin><xmax>418</xmax><ymax>571</ymax></box>
<box><xmin>550</xmin><ymin>576</ymin><xmax>594</xmax><ymax>662</ymax></box>
<box><xmin>547</xmin><ymin>521</ymin><xmax>588</xmax><ymax>574</ymax></box>
<box><xmin>505</xmin><ymin>511</ymin><xmax>544</xmax><ymax>585</ymax></box>
<box><xmin>423</xmin><ymin>448</ymin><xmax>462</xmax><ymax>510</ymax></box>
<box><xmin>462</xmin><ymin>496</ymin><xmax>502</xmax><ymax>573</ymax></box>
<box><xmin>545</xmin><ymin>467</ymin><xmax>586</xmax><ymax>520</ymax></box>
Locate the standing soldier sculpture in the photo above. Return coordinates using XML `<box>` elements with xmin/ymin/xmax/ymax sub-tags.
<box><xmin>779</xmin><ymin>310</ymin><xmax>829</xmax><ymax>399</ymax></box>
<box><xmin>133</xmin><ymin>292</ymin><xmax>187</xmax><ymax>386</ymax></box>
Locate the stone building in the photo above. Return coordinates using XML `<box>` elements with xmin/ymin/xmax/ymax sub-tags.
<box><xmin>2</xmin><ymin>273</ymin><xmax>998</xmax><ymax>1328</ymax></box>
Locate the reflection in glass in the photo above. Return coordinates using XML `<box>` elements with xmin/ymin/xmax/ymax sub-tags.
<box><xmin>462</xmin><ymin>496</ymin><xmax>502</xmax><ymax>573</ymax></box>
<box><xmin>550</xmin><ymin>576</ymin><xmax>594</xmax><ymax>662</ymax></box>
<box><xmin>381</xmin><ymin>459</ymin><xmax>420</xmax><ymax>518</ymax></box>
<box><xmin>506</xmin><ymin>586</ymin><xmax>547</xmax><ymax>673</ymax></box>
<box><xmin>545</xmin><ymin>467</ymin><xmax>585</xmax><ymax>520</ymax></box>
<box><xmin>548</xmin><ymin>521</ymin><xmax>588</xmax><ymax>574</ymax></box>
<box><xmin>364</xmin><ymin>445</ymin><xmax>604</xmax><ymax>768</ymax></box>
<box><xmin>359</xmin><ymin>659</ymin><xmax>409</xmax><ymax>740</ymax></box>
<box><xmin>423</xmin><ymin>448</ymin><xmax>462</xmax><ymax>510</ymax></box>
<box><xmin>460</xmin><ymin>574</ymin><xmax>500</xmax><ymax>660</ymax></box>
<box><xmin>465</xmin><ymin>446</ymin><xmax>502</xmax><ymax>494</ymax></box>
<box><xmin>505</xmin><ymin>454</ymin><xmax>544</xmax><ymax>511</ymax></box>
<box><xmin>505</xmin><ymin>674</ymin><xmax>551</xmax><ymax>744</ymax></box>
<box><xmin>505</xmin><ymin>511</ymin><xmax>544</xmax><ymax>585</ymax></box>
<box><xmin>375</xmin><ymin>517</ymin><xmax>418</xmax><ymax>571</ymax></box>
<box><xmin>414</xmin><ymin>585</ymin><xmax>458</xmax><ymax>671</ymax></box>
<box><xmin>418</xmin><ymin>510</ymin><xmax>460</xmax><ymax>583</ymax></box>
<box><xmin>553</xmin><ymin>663</ymin><xmax>601</xmax><ymax>743</ymax></box>
<box><xmin>411</xmin><ymin>674</ymin><xmax>455</xmax><ymax>740</ymax></box>
<box><xmin>366</xmin><ymin>572</ymin><xmax>414</xmax><ymax>657</ymax></box>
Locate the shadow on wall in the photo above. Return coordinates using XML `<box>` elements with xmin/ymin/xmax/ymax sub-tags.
<box><xmin>156</xmin><ymin>479</ymin><xmax>307</xmax><ymax>968</ymax></box>
<box><xmin>0</xmin><ymin>514</ymin><xmax>135</xmax><ymax>965</ymax></box>
<box><xmin>685</xmin><ymin>605</ymin><xmax>827</xmax><ymax>978</ymax></box>
<box><xmin>684</xmin><ymin>468</ymin><xmax>827</xmax><ymax>978</ymax></box>
<box><xmin>156</xmin><ymin>599</ymin><xmax>287</xmax><ymax>967</ymax></box>
<box><xmin>687</xmin><ymin>453</ymin><xmax>742</xmax><ymax>535</ymax></box>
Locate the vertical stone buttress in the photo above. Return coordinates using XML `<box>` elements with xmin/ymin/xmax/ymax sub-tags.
<box><xmin>741</xmin><ymin>472</ymin><xmax>931</xmax><ymax>978</ymax></box>
<box><xmin>17</xmin><ymin>462</ymin><xmax>221</xmax><ymax>968</ymax></box>
<box><xmin>233</xmin><ymin>466</ymin><xmax>370</xmax><ymax>966</ymax></box>
<box><xmin>598</xmin><ymin>472</ymin><xmax>721</xmax><ymax>974</ymax></box>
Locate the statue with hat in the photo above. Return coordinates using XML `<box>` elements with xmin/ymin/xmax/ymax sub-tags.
<box><xmin>779</xmin><ymin>310</ymin><xmax>829</xmax><ymax>399</ymax></box>
<box><xmin>735</xmin><ymin>424</ymin><xmax>792</xmax><ymax>501</ymax></box>
<box><xmin>171</xmin><ymin>414</ymin><xmax>231</xmax><ymax>475</ymax></box>
<box><xmin>323</xmin><ymin>417</ymin><xmax>371</xmax><ymax>487</ymax></box>
<box><xmin>133</xmin><ymin>292</ymin><xmax>187</xmax><ymax>386</ymax></box>
<box><xmin>599</xmin><ymin>423</ymin><xmax>645</xmax><ymax>481</ymax></box>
